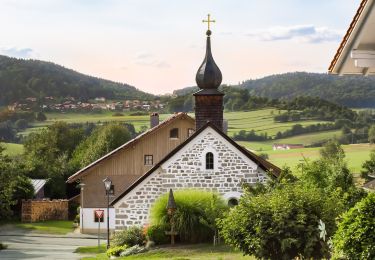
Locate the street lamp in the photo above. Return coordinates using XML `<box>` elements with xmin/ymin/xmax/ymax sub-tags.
<box><xmin>103</xmin><ymin>177</ymin><xmax>112</xmax><ymax>249</ymax></box>
<box><xmin>79</xmin><ymin>183</ymin><xmax>86</xmax><ymax>233</ymax></box>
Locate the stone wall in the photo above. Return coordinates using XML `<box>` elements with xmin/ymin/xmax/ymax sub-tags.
<box><xmin>115</xmin><ymin>129</ymin><xmax>267</xmax><ymax>230</ymax></box>
<box><xmin>22</xmin><ymin>199</ymin><xmax>69</xmax><ymax>222</ymax></box>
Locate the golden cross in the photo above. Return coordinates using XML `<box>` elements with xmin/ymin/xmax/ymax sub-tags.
<box><xmin>202</xmin><ymin>14</ymin><xmax>215</xmax><ymax>30</ymax></box>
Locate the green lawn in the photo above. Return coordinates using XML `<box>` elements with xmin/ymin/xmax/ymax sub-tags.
<box><xmin>15</xmin><ymin>220</ymin><xmax>74</xmax><ymax>235</ymax></box>
<box><xmin>75</xmin><ymin>244</ymin><xmax>107</xmax><ymax>254</ymax></box>
<box><xmin>80</xmin><ymin>244</ymin><xmax>254</xmax><ymax>260</ymax></box>
<box><xmin>1</xmin><ymin>142</ymin><xmax>24</xmax><ymax>156</ymax></box>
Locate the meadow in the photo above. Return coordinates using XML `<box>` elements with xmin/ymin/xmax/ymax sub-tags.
<box><xmin>9</xmin><ymin>109</ymin><xmax>374</xmax><ymax>172</ymax></box>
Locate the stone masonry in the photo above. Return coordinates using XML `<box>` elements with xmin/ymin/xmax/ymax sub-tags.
<box><xmin>114</xmin><ymin>128</ymin><xmax>267</xmax><ymax>230</ymax></box>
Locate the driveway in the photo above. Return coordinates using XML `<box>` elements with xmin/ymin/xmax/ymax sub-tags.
<box><xmin>0</xmin><ymin>226</ymin><xmax>101</xmax><ymax>260</ymax></box>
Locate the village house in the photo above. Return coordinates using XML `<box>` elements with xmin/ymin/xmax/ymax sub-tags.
<box><xmin>273</xmin><ymin>143</ymin><xmax>304</xmax><ymax>150</ymax></box>
<box><xmin>67</xmin><ymin>112</ymin><xmax>195</xmax><ymax>233</ymax></box>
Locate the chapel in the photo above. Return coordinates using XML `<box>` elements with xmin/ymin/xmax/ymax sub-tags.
<box><xmin>110</xmin><ymin>18</ymin><xmax>280</xmax><ymax>230</ymax></box>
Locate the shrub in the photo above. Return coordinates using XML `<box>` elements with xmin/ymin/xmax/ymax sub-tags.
<box><xmin>112</xmin><ymin>226</ymin><xmax>146</xmax><ymax>247</ymax></box>
<box><xmin>218</xmin><ymin>183</ymin><xmax>343</xmax><ymax>260</ymax></box>
<box><xmin>120</xmin><ymin>245</ymin><xmax>147</xmax><ymax>257</ymax></box>
<box><xmin>150</xmin><ymin>189</ymin><xmax>228</xmax><ymax>243</ymax></box>
<box><xmin>333</xmin><ymin>193</ymin><xmax>375</xmax><ymax>260</ymax></box>
<box><xmin>0</xmin><ymin>243</ymin><xmax>8</xmax><ymax>250</ymax></box>
<box><xmin>106</xmin><ymin>245</ymin><xmax>127</xmax><ymax>257</ymax></box>
<box><xmin>146</xmin><ymin>224</ymin><xmax>169</xmax><ymax>245</ymax></box>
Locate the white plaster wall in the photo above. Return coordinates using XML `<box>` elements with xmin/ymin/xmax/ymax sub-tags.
<box><xmin>80</xmin><ymin>207</ymin><xmax>115</xmax><ymax>233</ymax></box>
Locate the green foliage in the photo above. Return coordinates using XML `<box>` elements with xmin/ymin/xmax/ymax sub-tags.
<box><xmin>146</xmin><ymin>224</ymin><xmax>169</xmax><ymax>245</ymax></box>
<box><xmin>112</xmin><ymin>226</ymin><xmax>146</xmax><ymax>247</ymax></box>
<box><xmin>150</xmin><ymin>189</ymin><xmax>228</xmax><ymax>243</ymax></box>
<box><xmin>71</xmin><ymin>123</ymin><xmax>131</xmax><ymax>169</ymax></box>
<box><xmin>106</xmin><ymin>245</ymin><xmax>128</xmax><ymax>257</ymax></box>
<box><xmin>333</xmin><ymin>193</ymin><xmax>375</xmax><ymax>260</ymax></box>
<box><xmin>14</xmin><ymin>119</ymin><xmax>28</xmax><ymax>130</ymax></box>
<box><xmin>369</xmin><ymin>125</ymin><xmax>375</xmax><ymax>144</ymax></box>
<box><xmin>35</xmin><ymin>112</ymin><xmax>47</xmax><ymax>121</ymax></box>
<box><xmin>361</xmin><ymin>149</ymin><xmax>375</xmax><ymax>179</ymax></box>
<box><xmin>218</xmin><ymin>183</ymin><xmax>341</xmax><ymax>260</ymax></box>
<box><xmin>0</xmin><ymin>243</ymin><xmax>8</xmax><ymax>250</ymax></box>
<box><xmin>0</xmin><ymin>55</ymin><xmax>154</xmax><ymax>106</ymax></box>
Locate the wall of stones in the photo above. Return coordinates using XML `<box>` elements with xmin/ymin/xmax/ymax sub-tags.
<box><xmin>22</xmin><ymin>199</ymin><xmax>69</xmax><ymax>222</ymax></box>
<box><xmin>115</xmin><ymin>129</ymin><xmax>267</xmax><ymax>230</ymax></box>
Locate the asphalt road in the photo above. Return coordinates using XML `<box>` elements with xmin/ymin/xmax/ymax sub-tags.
<box><xmin>0</xmin><ymin>227</ymin><xmax>100</xmax><ymax>260</ymax></box>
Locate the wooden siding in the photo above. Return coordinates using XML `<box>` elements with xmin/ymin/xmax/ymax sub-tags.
<box><xmin>80</xmin><ymin>118</ymin><xmax>195</xmax><ymax>208</ymax></box>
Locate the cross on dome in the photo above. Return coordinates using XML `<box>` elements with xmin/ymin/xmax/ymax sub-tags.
<box><xmin>202</xmin><ymin>14</ymin><xmax>216</xmax><ymax>32</ymax></box>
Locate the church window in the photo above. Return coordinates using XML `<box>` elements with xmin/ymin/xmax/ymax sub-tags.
<box><xmin>206</xmin><ymin>152</ymin><xmax>214</xmax><ymax>169</ymax></box>
<box><xmin>188</xmin><ymin>128</ymin><xmax>195</xmax><ymax>137</ymax></box>
<box><xmin>144</xmin><ymin>155</ymin><xmax>153</xmax><ymax>166</ymax></box>
<box><xmin>170</xmin><ymin>128</ymin><xmax>179</xmax><ymax>138</ymax></box>
<box><xmin>228</xmin><ymin>198</ymin><xmax>239</xmax><ymax>207</ymax></box>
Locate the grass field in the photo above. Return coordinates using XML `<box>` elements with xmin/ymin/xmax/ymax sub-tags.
<box><xmin>80</xmin><ymin>244</ymin><xmax>254</xmax><ymax>260</ymax></box>
<box><xmin>1</xmin><ymin>142</ymin><xmax>24</xmax><ymax>155</ymax></box>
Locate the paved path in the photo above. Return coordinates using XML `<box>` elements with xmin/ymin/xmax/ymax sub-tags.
<box><xmin>0</xmin><ymin>226</ymin><xmax>101</xmax><ymax>260</ymax></box>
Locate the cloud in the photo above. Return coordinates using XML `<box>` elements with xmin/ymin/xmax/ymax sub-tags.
<box><xmin>134</xmin><ymin>52</ymin><xmax>170</xmax><ymax>68</ymax></box>
<box><xmin>247</xmin><ymin>25</ymin><xmax>342</xmax><ymax>44</ymax></box>
<box><xmin>0</xmin><ymin>47</ymin><xmax>35</xmax><ymax>58</ymax></box>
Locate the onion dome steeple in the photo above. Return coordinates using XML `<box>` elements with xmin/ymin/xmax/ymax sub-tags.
<box><xmin>195</xmin><ymin>15</ymin><xmax>222</xmax><ymax>91</ymax></box>
<box><xmin>194</xmin><ymin>14</ymin><xmax>224</xmax><ymax>131</ymax></box>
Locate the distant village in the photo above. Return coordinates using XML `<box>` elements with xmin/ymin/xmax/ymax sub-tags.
<box><xmin>7</xmin><ymin>96</ymin><xmax>165</xmax><ymax>112</ymax></box>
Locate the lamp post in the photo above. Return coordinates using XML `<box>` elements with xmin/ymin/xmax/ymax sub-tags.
<box><xmin>103</xmin><ymin>177</ymin><xmax>112</xmax><ymax>249</ymax></box>
<box><xmin>79</xmin><ymin>183</ymin><xmax>86</xmax><ymax>233</ymax></box>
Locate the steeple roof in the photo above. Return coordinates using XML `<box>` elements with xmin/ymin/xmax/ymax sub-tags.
<box><xmin>195</xmin><ymin>28</ymin><xmax>222</xmax><ymax>91</ymax></box>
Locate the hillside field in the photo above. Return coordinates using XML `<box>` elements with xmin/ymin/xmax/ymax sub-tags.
<box><xmin>12</xmin><ymin>109</ymin><xmax>373</xmax><ymax>172</ymax></box>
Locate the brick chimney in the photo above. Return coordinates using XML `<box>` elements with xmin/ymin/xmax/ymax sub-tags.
<box><xmin>150</xmin><ymin>112</ymin><xmax>159</xmax><ymax>128</ymax></box>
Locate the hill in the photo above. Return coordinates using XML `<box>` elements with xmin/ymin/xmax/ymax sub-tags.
<box><xmin>241</xmin><ymin>72</ymin><xmax>375</xmax><ymax>108</ymax></box>
<box><xmin>0</xmin><ymin>55</ymin><xmax>154</xmax><ymax>106</ymax></box>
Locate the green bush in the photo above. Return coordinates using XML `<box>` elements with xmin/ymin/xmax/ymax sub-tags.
<box><xmin>146</xmin><ymin>224</ymin><xmax>169</xmax><ymax>245</ymax></box>
<box><xmin>112</xmin><ymin>226</ymin><xmax>146</xmax><ymax>247</ymax></box>
<box><xmin>0</xmin><ymin>243</ymin><xmax>8</xmax><ymax>250</ymax></box>
<box><xmin>150</xmin><ymin>189</ymin><xmax>228</xmax><ymax>243</ymax></box>
<box><xmin>218</xmin><ymin>183</ymin><xmax>343</xmax><ymax>260</ymax></box>
<box><xmin>333</xmin><ymin>193</ymin><xmax>375</xmax><ymax>260</ymax></box>
<box><xmin>120</xmin><ymin>245</ymin><xmax>147</xmax><ymax>257</ymax></box>
<box><xmin>106</xmin><ymin>245</ymin><xmax>127</xmax><ymax>257</ymax></box>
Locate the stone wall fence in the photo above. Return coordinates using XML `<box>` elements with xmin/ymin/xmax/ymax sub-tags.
<box><xmin>21</xmin><ymin>199</ymin><xmax>69</xmax><ymax>222</ymax></box>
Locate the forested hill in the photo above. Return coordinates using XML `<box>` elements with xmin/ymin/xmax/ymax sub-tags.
<box><xmin>241</xmin><ymin>72</ymin><xmax>375</xmax><ymax>108</ymax></box>
<box><xmin>0</xmin><ymin>55</ymin><xmax>154</xmax><ymax>105</ymax></box>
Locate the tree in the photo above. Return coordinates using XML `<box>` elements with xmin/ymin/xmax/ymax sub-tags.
<box><xmin>361</xmin><ymin>149</ymin><xmax>375</xmax><ymax>180</ymax></box>
<box><xmin>15</xmin><ymin>119</ymin><xmax>28</xmax><ymax>130</ymax></box>
<box><xmin>35</xmin><ymin>112</ymin><xmax>47</xmax><ymax>121</ymax></box>
<box><xmin>333</xmin><ymin>193</ymin><xmax>375</xmax><ymax>260</ymax></box>
<box><xmin>369</xmin><ymin>125</ymin><xmax>375</xmax><ymax>144</ymax></box>
<box><xmin>218</xmin><ymin>183</ymin><xmax>343</xmax><ymax>259</ymax></box>
<box><xmin>320</xmin><ymin>140</ymin><xmax>345</xmax><ymax>162</ymax></box>
<box><xmin>71</xmin><ymin>123</ymin><xmax>131</xmax><ymax>169</ymax></box>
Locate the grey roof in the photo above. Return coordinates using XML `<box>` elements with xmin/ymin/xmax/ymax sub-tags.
<box><xmin>363</xmin><ymin>179</ymin><xmax>375</xmax><ymax>190</ymax></box>
<box><xmin>31</xmin><ymin>179</ymin><xmax>47</xmax><ymax>194</ymax></box>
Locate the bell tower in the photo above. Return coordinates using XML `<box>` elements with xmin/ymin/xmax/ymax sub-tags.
<box><xmin>194</xmin><ymin>14</ymin><xmax>224</xmax><ymax>131</ymax></box>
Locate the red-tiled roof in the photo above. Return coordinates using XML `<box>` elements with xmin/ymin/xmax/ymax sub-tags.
<box><xmin>328</xmin><ymin>0</ymin><xmax>369</xmax><ymax>73</ymax></box>
<box><xmin>67</xmin><ymin>113</ymin><xmax>194</xmax><ymax>183</ymax></box>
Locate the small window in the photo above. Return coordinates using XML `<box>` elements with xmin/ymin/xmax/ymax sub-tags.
<box><xmin>106</xmin><ymin>184</ymin><xmax>115</xmax><ymax>196</ymax></box>
<box><xmin>228</xmin><ymin>198</ymin><xmax>239</xmax><ymax>207</ymax></box>
<box><xmin>94</xmin><ymin>212</ymin><xmax>104</xmax><ymax>222</ymax></box>
<box><xmin>188</xmin><ymin>128</ymin><xmax>195</xmax><ymax>137</ymax></box>
<box><xmin>206</xmin><ymin>152</ymin><xmax>214</xmax><ymax>170</ymax></box>
<box><xmin>144</xmin><ymin>155</ymin><xmax>153</xmax><ymax>166</ymax></box>
<box><xmin>170</xmin><ymin>128</ymin><xmax>179</xmax><ymax>138</ymax></box>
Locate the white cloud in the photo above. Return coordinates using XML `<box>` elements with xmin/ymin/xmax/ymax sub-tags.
<box><xmin>0</xmin><ymin>47</ymin><xmax>35</xmax><ymax>58</ymax></box>
<box><xmin>247</xmin><ymin>25</ymin><xmax>342</xmax><ymax>44</ymax></box>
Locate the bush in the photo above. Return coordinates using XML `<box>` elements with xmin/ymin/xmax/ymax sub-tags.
<box><xmin>150</xmin><ymin>189</ymin><xmax>228</xmax><ymax>243</ymax></box>
<box><xmin>106</xmin><ymin>245</ymin><xmax>127</xmax><ymax>257</ymax></box>
<box><xmin>333</xmin><ymin>193</ymin><xmax>375</xmax><ymax>260</ymax></box>
<box><xmin>218</xmin><ymin>183</ymin><xmax>343</xmax><ymax>260</ymax></box>
<box><xmin>146</xmin><ymin>224</ymin><xmax>169</xmax><ymax>245</ymax></box>
<box><xmin>0</xmin><ymin>243</ymin><xmax>7</xmax><ymax>250</ymax></box>
<box><xmin>120</xmin><ymin>245</ymin><xmax>147</xmax><ymax>257</ymax></box>
<box><xmin>112</xmin><ymin>226</ymin><xmax>146</xmax><ymax>247</ymax></box>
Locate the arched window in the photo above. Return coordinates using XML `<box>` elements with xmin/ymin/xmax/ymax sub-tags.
<box><xmin>228</xmin><ymin>198</ymin><xmax>239</xmax><ymax>207</ymax></box>
<box><xmin>206</xmin><ymin>152</ymin><xmax>214</xmax><ymax>169</ymax></box>
<box><xmin>170</xmin><ymin>128</ymin><xmax>179</xmax><ymax>138</ymax></box>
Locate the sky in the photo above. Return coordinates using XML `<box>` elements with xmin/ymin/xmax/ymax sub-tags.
<box><xmin>0</xmin><ymin>0</ymin><xmax>361</xmax><ymax>94</ymax></box>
